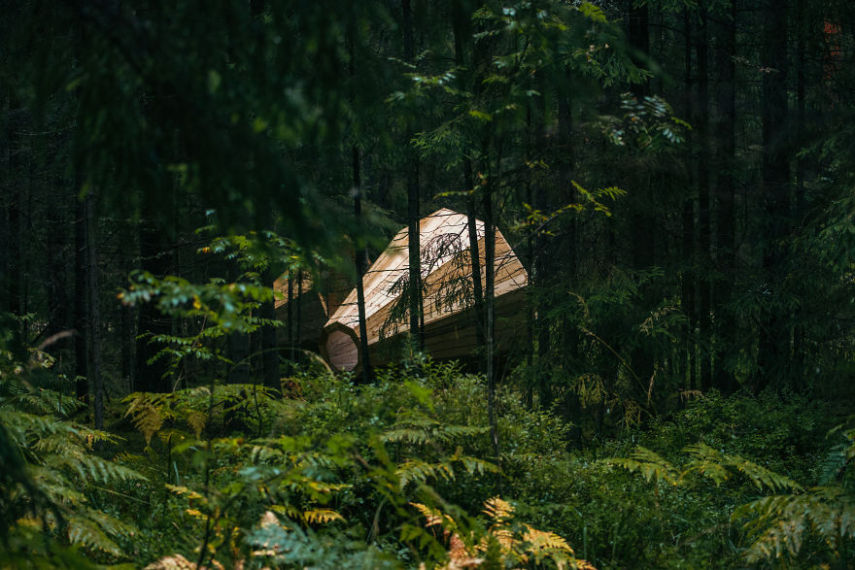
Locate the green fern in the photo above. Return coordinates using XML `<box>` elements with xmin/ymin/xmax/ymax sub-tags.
<box><xmin>0</xmin><ymin>344</ymin><xmax>148</xmax><ymax>563</ymax></box>
<box><xmin>611</xmin><ymin>434</ymin><xmax>854</xmax><ymax>565</ymax></box>
<box><xmin>683</xmin><ymin>442</ymin><xmax>803</xmax><ymax>492</ymax></box>
<box><xmin>732</xmin><ymin>425</ymin><xmax>855</xmax><ymax>564</ymax></box>
<box><xmin>396</xmin><ymin>451</ymin><xmax>499</xmax><ymax>488</ymax></box>
<box><xmin>381</xmin><ymin>415</ymin><xmax>488</xmax><ymax>446</ymax></box>
<box><xmin>604</xmin><ymin>446</ymin><xmax>678</xmax><ymax>486</ymax></box>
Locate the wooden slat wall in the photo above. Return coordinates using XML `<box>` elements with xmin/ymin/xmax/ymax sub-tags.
<box><xmin>321</xmin><ymin>208</ymin><xmax>529</xmax><ymax>371</ymax></box>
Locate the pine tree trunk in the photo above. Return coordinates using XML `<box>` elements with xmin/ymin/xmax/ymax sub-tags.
<box><xmin>84</xmin><ymin>193</ymin><xmax>104</xmax><ymax>430</ymax></box>
<box><xmin>465</xmin><ymin>163</ymin><xmax>484</xmax><ymax>349</ymax></box>
<box><xmin>403</xmin><ymin>0</ymin><xmax>422</xmax><ymax>351</ymax></box>
<box><xmin>451</xmin><ymin>2</ymin><xmax>485</xmax><ymax>362</ymax></box>
<box><xmin>756</xmin><ymin>0</ymin><xmax>790</xmax><ymax>392</ymax></box>
<box><xmin>287</xmin><ymin>274</ymin><xmax>294</xmax><ymax>361</ymax></box>
<box><xmin>713</xmin><ymin>0</ymin><xmax>737</xmax><ymax>394</ymax></box>
<box><xmin>353</xmin><ymin>146</ymin><xmax>373</xmax><ymax>381</ymax></box>
<box><xmin>483</xmin><ymin>147</ymin><xmax>499</xmax><ymax>459</ymax></box>
<box><xmin>628</xmin><ymin>0</ymin><xmax>655</xmax><ymax>392</ymax></box>
<box><xmin>681</xmin><ymin>7</ymin><xmax>696</xmax><ymax>392</ymax></box>
<box><xmin>696</xmin><ymin>9</ymin><xmax>712</xmax><ymax>391</ymax></box>
<box><xmin>74</xmin><ymin>194</ymin><xmax>89</xmax><ymax>400</ymax></box>
<box><xmin>792</xmin><ymin>0</ymin><xmax>806</xmax><ymax>383</ymax></box>
<box><xmin>6</xmin><ymin>105</ymin><xmax>22</xmax><ymax>320</ymax></box>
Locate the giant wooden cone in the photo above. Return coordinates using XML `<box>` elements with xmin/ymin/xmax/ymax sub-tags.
<box><xmin>321</xmin><ymin>208</ymin><xmax>529</xmax><ymax>371</ymax></box>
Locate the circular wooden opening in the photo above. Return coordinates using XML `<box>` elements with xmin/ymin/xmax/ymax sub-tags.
<box><xmin>323</xmin><ymin>328</ymin><xmax>359</xmax><ymax>372</ymax></box>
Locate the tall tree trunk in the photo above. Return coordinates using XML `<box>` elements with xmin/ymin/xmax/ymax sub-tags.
<box><xmin>6</xmin><ymin>105</ymin><xmax>22</xmax><ymax>321</ymax></box>
<box><xmin>403</xmin><ymin>0</ymin><xmax>423</xmax><ymax>350</ymax></box>
<box><xmin>483</xmin><ymin>142</ymin><xmax>499</xmax><ymax>459</ymax></box>
<box><xmin>121</xmin><ymin>302</ymin><xmax>136</xmax><ymax>393</ymax></box>
<box><xmin>628</xmin><ymin>0</ymin><xmax>650</xmax><ymax>97</ymax></box>
<box><xmin>628</xmin><ymin>0</ymin><xmax>655</xmax><ymax>395</ymax></box>
<box><xmin>756</xmin><ymin>0</ymin><xmax>790</xmax><ymax>392</ymax></box>
<box><xmin>556</xmin><ymin>72</ymin><xmax>580</xmax><ymax>417</ymax></box>
<box><xmin>681</xmin><ymin>7</ymin><xmax>696</xmax><ymax>392</ymax></box>
<box><xmin>713</xmin><ymin>0</ymin><xmax>737</xmax><ymax>394</ymax></box>
<box><xmin>792</xmin><ymin>0</ymin><xmax>806</xmax><ymax>383</ymax></box>
<box><xmin>74</xmin><ymin>193</ymin><xmax>88</xmax><ymax>400</ymax></box>
<box><xmin>286</xmin><ymin>275</ymin><xmax>294</xmax><ymax>362</ymax></box>
<box><xmin>295</xmin><ymin>270</ymin><xmax>303</xmax><ymax>351</ymax></box>
<box><xmin>696</xmin><ymin>9</ymin><xmax>712</xmax><ymax>391</ymax></box>
<box><xmin>119</xmin><ymin>214</ymin><xmax>137</xmax><ymax>393</ymax></box>
<box><xmin>347</xmin><ymin>26</ymin><xmax>373</xmax><ymax>382</ymax></box>
<box><xmin>452</xmin><ymin>1</ymin><xmax>485</xmax><ymax>364</ymax></box>
<box><xmin>465</xmin><ymin>163</ymin><xmax>484</xmax><ymax>348</ymax></box>
<box><xmin>628</xmin><ymin>0</ymin><xmax>653</xmax><ymax>267</ymax></box>
<box><xmin>83</xmin><ymin>193</ymin><xmax>104</xmax><ymax>430</ymax></box>
<box><xmin>353</xmin><ymin>146</ymin><xmax>373</xmax><ymax>381</ymax></box>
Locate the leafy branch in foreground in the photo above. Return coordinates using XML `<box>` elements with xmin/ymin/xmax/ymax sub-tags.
<box><xmin>0</xmin><ymin>343</ymin><xmax>145</xmax><ymax>566</ymax></box>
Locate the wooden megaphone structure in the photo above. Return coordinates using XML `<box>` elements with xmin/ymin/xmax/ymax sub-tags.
<box><xmin>320</xmin><ymin>208</ymin><xmax>529</xmax><ymax>372</ymax></box>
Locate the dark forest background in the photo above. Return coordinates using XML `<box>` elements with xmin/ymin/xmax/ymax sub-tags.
<box><xmin>2</xmin><ymin>1</ymin><xmax>855</xmax><ymax>568</ymax></box>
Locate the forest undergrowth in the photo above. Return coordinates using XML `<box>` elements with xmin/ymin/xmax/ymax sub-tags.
<box><xmin>1</xmin><ymin>336</ymin><xmax>852</xmax><ymax>569</ymax></box>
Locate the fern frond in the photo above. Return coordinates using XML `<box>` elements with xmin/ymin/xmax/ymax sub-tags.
<box><xmin>27</xmin><ymin>465</ymin><xmax>87</xmax><ymax>505</ymax></box>
<box><xmin>397</xmin><ymin>459</ymin><xmax>455</xmax><ymax>488</ymax></box>
<box><xmin>165</xmin><ymin>484</ymin><xmax>206</xmax><ymax>502</ymax></box>
<box><xmin>682</xmin><ymin>443</ymin><xmax>731</xmax><ymax>486</ymax></box>
<box><xmin>270</xmin><ymin>503</ymin><xmax>303</xmax><ymax>520</ymax></box>
<box><xmin>302</xmin><ymin>508</ymin><xmax>344</xmax><ymax>524</ymax></box>
<box><xmin>451</xmin><ymin>452</ymin><xmax>500</xmax><ymax>477</ymax></box>
<box><xmin>483</xmin><ymin>496</ymin><xmax>514</xmax><ymax>524</ymax></box>
<box><xmin>685</xmin><ymin>443</ymin><xmax>801</xmax><ymax>492</ymax></box>
<box><xmin>382</xmin><ymin>427</ymin><xmax>435</xmax><ymax>445</ymax></box>
<box><xmin>521</xmin><ymin>524</ymin><xmax>575</xmax><ymax>561</ymax></box>
<box><xmin>605</xmin><ymin>446</ymin><xmax>678</xmax><ymax>485</ymax></box>
<box><xmin>727</xmin><ymin>455</ymin><xmax>803</xmax><ymax>493</ymax></box>
<box><xmin>124</xmin><ymin>398</ymin><xmax>167</xmax><ymax>446</ymax></box>
<box><xmin>410</xmin><ymin>502</ymin><xmax>457</xmax><ymax>532</ymax></box>
<box><xmin>184</xmin><ymin>409</ymin><xmax>207</xmax><ymax>439</ymax></box>
<box><xmin>50</xmin><ymin>452</ymin><xmax>146</xmax><ymax>484</ymax></box>
<box><xmin>735</xmin><ymin>486</ymin><xmax>855</xmax><ymax>563</ymax></box>
<box><xmin>382</xmin><ymin>416</ymin><xmax>487</xmax><ymax>446</ymax></box>
<box><xmin>67</xmin><ymin>516</ymin><xmax>123</xmax><ymax>556</ymax></box>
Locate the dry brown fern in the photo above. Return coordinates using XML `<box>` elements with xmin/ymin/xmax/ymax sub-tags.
<box><xmin>412</xmin><ymin>497</ymin><xmax>596</xmax><ymax>570</ymax></box>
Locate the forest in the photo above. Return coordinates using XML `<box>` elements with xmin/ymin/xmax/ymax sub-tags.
<box><xmin>2</xmin><ymin>0</ymin><xmax>855</xmax><ymax>567</ymax></box>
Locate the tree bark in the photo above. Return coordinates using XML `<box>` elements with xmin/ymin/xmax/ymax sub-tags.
<box><xmin>452</xmin><ymin>1</ymin><xmax>485</xmax><ymax>360</ymax></box>
<box><xmin>287</xmin><ymin>274</ymin><xmax>294</xmax><ymax>361</ymax></box>
<box><xmin>483</xmin><ymin>148</ymin><xmax>499</xmax><ymax>459</ymax></box>
<box><xmin>696</xmin><ymin>9</ymin><xmax>712</xmax><ymax>391</ymax></box>
<box><xmin>681</xmin><ymin>7</ymin><xmax>696</xmax><ymax>391</ymax></box>
<box><xmin>74</xmin><ymin>193</ymin><xmax>89</xmax><ymax>400</ymax></box>
<box><xmin>628</xmin><ymin>0</ymin><xmax>650</xmax><ymax>97</ymax></box>
<box><xmin>756</xmin><ymin>0</ymin><xmax>790</xmax><ymax>392</ymax></box>
<box><xmin>713</xmin><ymin>0</ymin><xmax>737</xmax><ymax>394</ymax></box>
<box><xmin>5</xmin><ymin>103</ymin><xmax>22</xmax><ymax>321</ymax></box>
<box><xmin>83</xmin><ymin>193</ymin><xmax>103</xmax><ymax>430</ymax></box>
<box><xmin>403</xmin><ymin>0</ymin><xmax>423</xmax><ymax>351</ymax></box>
<box><xmin>353</xmin><ymin>146</ymin><xmax>373</xmax><ymax>381</ymax></box>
